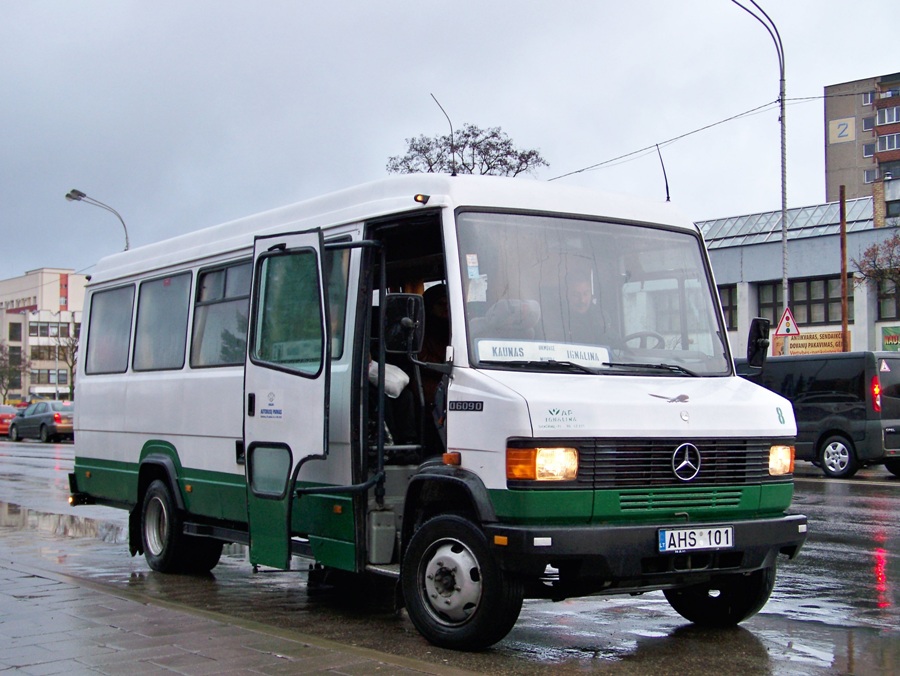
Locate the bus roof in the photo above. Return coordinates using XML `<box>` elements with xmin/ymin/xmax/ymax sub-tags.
<box><xmin>86</xmin><ymin>173</ymin><xmax>696</xmax><ymax>285</ymax></box>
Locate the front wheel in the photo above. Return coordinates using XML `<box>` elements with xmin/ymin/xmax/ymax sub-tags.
<box><xmin>819</xmin><ymin>435</ymin><xmax>858</xmax><ymax>478</ymax></box>
<box><xmin>664</xmin><ymin>566</ymin><xmax>776</xmax><ymax>626</ymax></box>
<box><xmin>8</xmin><ymin>425</ymin><xmax>20</xmax><ymax>442</ymax></box>
<box><xmin>884</xmin><ymin>458</ymin><xmax>900</xmax><ymax>478</ymax></box>
<box><xmin>401</xmin><ymin>515</ymin><xmax>523</xmax><ymax>650</ymax></box>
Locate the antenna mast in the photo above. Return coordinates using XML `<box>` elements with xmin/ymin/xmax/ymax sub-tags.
<box><xmin>655</xmin><ymin>144</ymin><xmax>671</xmax><ymax>202</ymax></box>
<box><xmin>430</xmin><ymin>93</ymin><xmax>457</xmax><ymax>176</ymax></box>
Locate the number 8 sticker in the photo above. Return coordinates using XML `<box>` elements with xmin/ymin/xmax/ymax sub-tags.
<box><xmin>776</xmin><ymin>407</ymin><xmax>785</xmax><ymax>425</ymax></box>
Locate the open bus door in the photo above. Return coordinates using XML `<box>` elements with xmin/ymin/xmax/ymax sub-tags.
<box><xmin>244</xmin><ymin>230</ymin><xmax>330</xmax><ymax>569</ymax></box>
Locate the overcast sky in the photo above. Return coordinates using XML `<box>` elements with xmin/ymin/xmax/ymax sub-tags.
<box><xmin>3</xmin><ymin>1</ymin><xmax>899</xmax><ymax>278</ymax></box>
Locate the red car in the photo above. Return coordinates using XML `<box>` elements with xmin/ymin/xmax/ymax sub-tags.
<box><xmin>0</xmin><ymin>405</ymin><xmax>17</xmax><ymax>436</ymax></box>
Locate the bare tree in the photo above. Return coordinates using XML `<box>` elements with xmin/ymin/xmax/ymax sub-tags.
<box><xmin>387</xmin><ymin>123</ymin><xmax>548</xmax><ymax>177</ymax></box>
<box><xmin>0</xmin><ymin>340</ymin><xmax>31</xmax><ymax>404</ymax></box>
<box><xmin>55</xmin><ymin>333</ymin><xmax>79</xmax><ymax>399</ymax></box>
<box><xmin>852</xmin><ymin>228</ymin><xmax>900</xmax><ymax>291</ymax></box>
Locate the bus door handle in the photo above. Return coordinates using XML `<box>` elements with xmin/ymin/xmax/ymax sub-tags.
<box><xmin>247</xmin><ymin>392</ymin><xmax>255</xmax><ymax>417</ymax></box>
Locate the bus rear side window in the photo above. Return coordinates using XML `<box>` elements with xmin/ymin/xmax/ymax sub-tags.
<box><xmin>85</xmin><ymin>286</ymin><xmax>135</xmax><ymax>375</ymax></box>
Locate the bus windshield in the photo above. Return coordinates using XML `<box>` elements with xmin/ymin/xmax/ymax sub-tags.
<box><xmin>456</xmin><ymin>211</ymin><xmax>730</xmax><ymax>376</ymax></box>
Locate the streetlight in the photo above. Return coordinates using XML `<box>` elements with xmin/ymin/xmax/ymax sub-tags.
<box><xmin>65</xmin><ymin>189</ymin><xmax>130</xmax><ymax>251</ymax></box>
<box><xmin>731</xmin><ymin>0</ymin><xmax>788</xmax><ymax>353</ymax></box>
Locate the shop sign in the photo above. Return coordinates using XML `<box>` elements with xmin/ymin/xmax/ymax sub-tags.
<box><xmin>774</xmin><ymin>331</ymin><xmax>846</xmax><ymax>355</ymax></box>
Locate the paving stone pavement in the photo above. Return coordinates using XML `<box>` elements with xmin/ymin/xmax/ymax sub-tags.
<box><xmin>0</xmin><ymin>559</ymin><xmax>472</xmax><ymax>675</ymax></box>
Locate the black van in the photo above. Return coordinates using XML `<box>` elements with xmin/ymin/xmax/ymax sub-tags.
<box><xmin>738</xmin><ymin>351</ymin><xmax>900</xmax><ymax>478</ymax></box>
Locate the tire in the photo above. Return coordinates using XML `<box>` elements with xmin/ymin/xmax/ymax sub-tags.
<box><xmin>183</xmin><ymin>538</ymin><xmax>224</xmax><ymax>574</ymax></box>
<box><xmin>39</xmin><ymin>425</ymin><xmax>51</xmax><ymax>443</ymax></box>
<box><xmin>141</xmin><ymin>479</ymin><xmax>186</xmax><ymax>573</ymax></box>
<box><xmin>401</xmin><ymin>515</ymin><xmax>524</xmax><ymax>650</ymax></box>
<box><xmin>819</xmin><ymin>435</ymin><xmax>858</xmax><ymax>478</ymax></box>
<box><xmin>885</xmin><ymin>458</ymin><xmax>900</xmax><ymax>478</ymax></box>
<box><xmin>664</xmin><ymin>566</ymin><xmax>776</xmax><ymax>626</ymax></box>
<box><xmin>8</xmin><ymin>425</ymin><xmax>20</xmax><ymax>442</ymax></box>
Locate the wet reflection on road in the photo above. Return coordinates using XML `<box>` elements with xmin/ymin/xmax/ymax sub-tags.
<box><xmin>1</xmin><ymin>448</ymin><xmax>899</xmax><ymax>674</ymax></box>
<box><xmin>0</xmin><ymin>499</ymin><xmax>125</xmax><ymax>542</ymax></box>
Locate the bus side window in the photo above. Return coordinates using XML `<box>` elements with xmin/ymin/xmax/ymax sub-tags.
<box><xmin>191</xmin><ymin>261</ymin><xmax>252</xmax><ymax>368</ymax></box>
<box><xmin>133</xmin><ymin>273</ymin><xmax>192</xmax><ymax>371</ymax></box>
<box><xmin>324</xmin><ymin>248</ymin><xmax>351</xmax><ymax>359</ymax></box>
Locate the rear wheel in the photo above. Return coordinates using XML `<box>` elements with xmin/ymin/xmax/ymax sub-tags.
<box><xmin>183</xmin><ymin>538</ymin><xmax>224</xmax><ymax>574</ymax></box>
<box><xmin>885</xmin><ymin>458</ymin><xmax>900</xmax><ymax>478</ymax></box>
<box><xmin>141</xmin><ymin>479</ymin><xmax>186</xmax><ymax>573</ymax></box>
<box><xmin>664</xmin><ymin>566</ymin><xmax>776</xmax><ymax>626</ymax></box>
<box><xmin>141</xmin><ymin>479</ymin><xmax>223</xmax><ymax>574</ymax></box>
<box><xmin>39</xmin><ymin>425</ymin><xmax>51</xmax><ymax>443</ymax></box>
<box><xmin>819</xmin><ymin>435</ymin><xmax>858</xmax><ymax>478</ymax></box>
<box><xmin>401</xmin><ymin>515</ymin><xmax>523</xmax><ymax>650</ymax></box>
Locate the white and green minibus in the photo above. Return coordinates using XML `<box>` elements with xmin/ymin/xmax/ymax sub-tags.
<box><xmin>70</xmin><ymin>173</ymin><xmax>807</xmax><ymax>650</ymax></box>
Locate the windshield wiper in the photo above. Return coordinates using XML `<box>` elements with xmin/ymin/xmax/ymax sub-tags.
<box><xmin>602</xmin><ymin>361</ymin><xmax>699</xmax><ymax>377</ymax></box>
<box><xmin>480</xmin><ymin>360</ymin><xmax>598</xmax><ymax>374</ymax></box>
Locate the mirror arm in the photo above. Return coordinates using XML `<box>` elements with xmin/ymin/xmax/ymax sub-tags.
<box><xmin>408</xmin><ymin>356</ymin><xmax>453</xmax><ymax>375</ymax></box>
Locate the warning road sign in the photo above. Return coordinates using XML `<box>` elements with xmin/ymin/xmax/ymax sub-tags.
<box><xmin>774</xmin><ymin>308</ymin><xmax>800</xmax><ymax>337</ymax></box>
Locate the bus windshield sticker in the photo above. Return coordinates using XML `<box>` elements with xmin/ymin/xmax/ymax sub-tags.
<box><xmin>476</xmin><ymin>340</ymin><xmax>609</xmax><ymax>368</ymax></box>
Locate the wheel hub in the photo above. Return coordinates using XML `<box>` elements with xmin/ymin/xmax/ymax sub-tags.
<box><xmin>422</xmin><ymin>541</ymin><xmax>482</xmax><ymax>624</ymax></box>
<box><xmin>144</xmin><ymin>496</ymin><xmax>168</xmax><ymax>556</ymax></box>
<box><xmin>823</xmin><ymin>442</ymin><xmax>849</xmax><ymax>472</ymax></box>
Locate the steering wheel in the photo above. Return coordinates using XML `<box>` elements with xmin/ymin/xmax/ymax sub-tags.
<box><xmin>624</xmin><ymin>331</ymin><xmax>666</xmax><ymax>349</ymax></box>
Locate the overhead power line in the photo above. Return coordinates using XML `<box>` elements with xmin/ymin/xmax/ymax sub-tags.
<box><xmin>548</xmin><ymin>100</ymin><xmax>779</xmax><ymax>181</ymax></box>
<box><xmin>548</xmin><ymin>92</ymin><xmax>836</xmax><ymax>183</ymax></box>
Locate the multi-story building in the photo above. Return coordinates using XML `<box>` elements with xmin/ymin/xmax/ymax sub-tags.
<box><xmin>698</xmin><ymin>194</ymin><xmax>895</xmax><ymax>355</ymax></box>
<box><xmin>694</xmin><ymin>71</ymin><xmax>900</xmax><ymax>358</ymax></box>
<box><xmin>825</xmin><ymin>71</ymin><xmax>900</xmax><ymax>212</ymax></box>
<box><xmin>1</xmin><ymin>268</ymin><xmax>86</xmax><ymax>403</ymax></box>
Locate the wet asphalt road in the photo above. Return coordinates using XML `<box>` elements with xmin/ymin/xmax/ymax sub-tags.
<box><xmin>0</xmin><ymin>439</ymin><xmax>898</xmax><ymax>675</ymax></box>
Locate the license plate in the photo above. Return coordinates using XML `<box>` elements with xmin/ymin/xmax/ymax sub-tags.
<box><xmin>658</xmin><ymin>526</ymin><xmax>733</xmax><ymax>553</ymax></box>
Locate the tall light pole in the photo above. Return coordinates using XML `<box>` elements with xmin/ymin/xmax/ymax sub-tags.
<box><xmin>65</xmin><ymin>189</ymin><xmax>130</xmax><ymax>251</ymax></box>
<box><xmin>732</xmin><ymin>1</ymin><xmax>788</xmax><ymax>353</ymax></box>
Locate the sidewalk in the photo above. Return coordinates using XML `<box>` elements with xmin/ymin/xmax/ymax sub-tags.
<box><xmin>0</xmin><ymin>559</ymin><xmax>472</xmax><ymax>675</ymax></box>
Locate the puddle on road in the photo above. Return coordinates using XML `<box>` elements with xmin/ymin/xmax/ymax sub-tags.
<box><xmin>0</xmin><ymin>499</ymin><xmax>125</xmax><ymax>543</ymax></box>
<box><xmin>0</xmin><ymin>498</ymin><xmax>251</xmax><ymax>563</ymax></box>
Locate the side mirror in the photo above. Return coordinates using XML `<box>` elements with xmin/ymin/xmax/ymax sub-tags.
<box><xmin>383</xmin><ymin>293</ymin><xmax>425</xmax><ymax>354</ymax></box>
<box><xmin>746</xmin><ymin>317</ymin><xmax>771</xmax><ymax>368</ymax></box>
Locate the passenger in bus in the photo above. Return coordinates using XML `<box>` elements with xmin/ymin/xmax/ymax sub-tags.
<box><xmin>563</xmin><ymin>273</ymin><xmax>607</xmax><ymax>344</ymax></box>
<box><xmin>367</xmin><ymin>358</ymin><xmax>417</xmax><ymax>447</ymax></box>
<box><xmin>420</xmin><ymin>284</ymin><xmax>449</xmax><ymax>406</ymax></box>
<box><xmin>419</xmin><ymin>284</ymin><xmax>450</xmax><ymax>453</ymax></box>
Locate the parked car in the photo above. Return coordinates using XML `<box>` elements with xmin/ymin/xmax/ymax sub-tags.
<box><xmin>0</xmin><ymin>404</ymin><xmax>17</xmax><ymax>436</ymax></box>
<box><xmin>8</xmin><ymin>400</ymin><xmax>75</xmax><ymax>443</ymax></box>
<box><xmin>737</xmin><ymin>351</ymin><xmax>900</xmax><ymax>479</ymax></box>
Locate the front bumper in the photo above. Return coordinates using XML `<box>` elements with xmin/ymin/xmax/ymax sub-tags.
<box><xmin>485</xmin><ymin>513</ymin><xmax>808</xmax><ymax>597</ymax></box>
